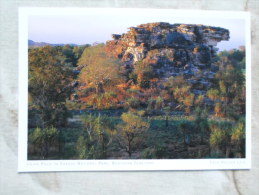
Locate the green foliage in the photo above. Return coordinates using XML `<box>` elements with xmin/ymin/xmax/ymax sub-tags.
<box><xmin>195</xmin><ymin>95</ymin><xmax>205</xmax><ymax>105</ymax></box>
<box><xmin>179</xmin><ymin>120</ymin><xmax>191</xmax><ymax>145</ymax></box>
<box><xmin>210</xmin><ymin>126</ymin><xmax>226</xmax><ymax>148</ymax></box>
<box><xmin>146</xmin><ymin>96</ymin><xmax>165</xmax><ymax>114</ymax></box>
<box><xmin>154</xmin><ymin>145</ymin><xmax>169</xmax><ymax>158</ymax></box>
<box><xmin>28</xmin><ymin>43</ymin><xmax>247</xmax><ymax>160</ymax></box>
<box><xmin>90</xmin><ymin>91</ymin><xmax>118</xmax><ymax>109</ymax></box>
<box><xmin>62</xmin><ymin>143</ymin><xmax>76</xmax><ymax>159</ymax></box>
<box><xmin>29</xmin><ymin>126</ymin><xmax>59</xmax><ymax>159</ymax></box>
<box><xmin>134</xmin><ymin>61</ymin><xmax>156</xmax><ymax>89</ymax></box>
<box><xmin>207</xmin><ymin>89</ymin><xmax>219</xmax><ymax>101</ymax></box>
<box><xmin>231</xmin><ymin>119</ymin><xmax>245</xmax><ymax>142</ymax></box>
<box><xmin>136</xmin><ymin>110</ymin><xmax>146</xmax><ymax>117</ymax></box>
<box><xmin>76</xmin><ymin>135</ymin><xmax>87</xmax><ymax>159</ymax></box>
<box><xmin>231</xmin><ymin>118</ymin><xmax>245</xmax><ymax>157</ymax></box>
<box><xmin>209</xmin><ymin>121</ymin><xmax>234</xmax><ymax>157</ymax></box>
<box><xmin>206</xmin><ymin>48</ymin><xmax>246</xmax><ymax>118</ymax></box>
<box><xmin>117</xmin><ymin>112</ymin><xmax>150</xmax><ymax>157</ymax></box>
<box><xmin>29</xmin><ymin>46</ymin><xmax>73</xmax><ymax>128</ymax></box>
<box><xmin>141</xmin><ymin>148</ymin><xmax>155</xmax><ymax>159</ymax></box>
<box><xmin>78</xmin><ymin>113</ymin><xmax>117</xmax><ymax>159</ymax></box>
<box><xmin>126</xmin><ymin>97</ymin><xmax>140</xmax><ymax>109</ymax></box>
<box><xmin>155</xmin><ymin>96</ymin><xmax>164</xmax><ymax>110</ymax></box>
<box><xmin>76</xmin><ymin>135</ymin><xmax>103</xmax><ymax>159</ymax></box>
<box><xmin>194</xmin><ymin>108</ymin><xmax>209</xmax><ymax>144</ymax></box>
<box><xmin>141</xmin><ymin>145</ymin><xmax>169</xmax><ymax>159</ymax></box>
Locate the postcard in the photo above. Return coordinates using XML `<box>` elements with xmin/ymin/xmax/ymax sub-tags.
<box><xmin>18</xmin><ymin>8</ymin><xmax>251</xmax><ymax>172</ymax></box>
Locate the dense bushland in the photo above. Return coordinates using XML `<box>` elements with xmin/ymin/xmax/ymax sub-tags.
<box><xmin>28</xmin><ymin>44</ymin><xmax>246</xmax><ymax>159</ymax></box>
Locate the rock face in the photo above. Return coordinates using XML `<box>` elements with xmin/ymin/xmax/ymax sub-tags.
<box><xmin>105</xmin><ymin>22</ymin><xmax>229</xmax><ymax>94</ymax></box>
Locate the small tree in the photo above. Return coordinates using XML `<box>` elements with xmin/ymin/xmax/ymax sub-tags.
<box><xmin>134</xmin><ymin>61</ymin><xmax>155</xmax><ymax>89</ymax></box>
<box><xmin>194</xmin><ymin>108</ymin><xmax>209</xmax><ymax>144</ymax></box>
<box><xmin>117</xmin><ymin>112</ymin><xmax>150</xmax><ymax>158</ymax></box>
<box><xmin>231</xmin><ymin>118</ymin><xmax>245</xmax><ymax>157</ymax></box>
<box><xmin>80</xmin><ymin>114</ymin><xmax>116</xmax><ymax>159</ymax></box>
<box><xmin>209</xmin><ymin>122</ymin><xmax>232</xmax><ymax>157</ymax></box>
<box><xmin>76</xmin><ymin>135</ymin><xmax>87</xmax><ymax>159</ymax></box>
<box><xmin>207</xmin><ymin>89</ymin><xmax>219</xmax><ymax>101</ymax></box>
<box><xmin>94</xmin><ymin>114</ymin><xmax>117</xmax><ymax>158</ymax></box>
<box><xmin>155</xmin><ymin>96</ymin><xmax>164</xmax><ymax>111</ymax></box>
<box><xmin>214</xmin><ymin>103</ymin><xmax>223</xmax><ymax>117</ymax></box>
<box><xmin>182</xmin><ymin>93</ymin><xmax>195</xmax><ymax>114</ymax></box>
<box><xmin>179</xmin><ymin>120</ymin><xmax>190</xmax><ymax>146</ymax></box>
<box><xmin>81</xmin><ymin>114</ymin><xmax>96</xmax><ymax>141</ymax></box>
<box><xmin>29</xmin><ymin>126</ymin><xmax>58</xmax><ymax>159</ymax></box>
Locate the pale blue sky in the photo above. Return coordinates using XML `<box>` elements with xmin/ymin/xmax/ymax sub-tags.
<box><xmin>28</xmin><ymin>9</ymin><xmax>246</xmax><ymax>51</ymax></box>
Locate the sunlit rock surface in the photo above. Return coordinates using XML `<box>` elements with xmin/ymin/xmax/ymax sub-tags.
<box><xmin>106</xmin><ymin>22</ymin><xmax>229</xmax><ymax>94</ymax></box>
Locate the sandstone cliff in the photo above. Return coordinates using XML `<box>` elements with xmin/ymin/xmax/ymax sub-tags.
<box><xmin>105</xmin><ymin>22</ymin><xmax>229</xmax><ymax>94</ymax></box>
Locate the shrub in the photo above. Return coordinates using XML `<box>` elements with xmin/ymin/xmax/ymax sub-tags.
<box><xmin>126</xmin><ymin>97</ymin><xmax>140</xmax><ymax>109</ymax></box>
<box><xmin>141</xmin><ymin>148</ymin><xmax>155</xmax><ymax>159</ymax></box>
<box><xmin>29</xmin><ymin>126</ymin><xmax>59</xmax><ymax>159</ymax></box>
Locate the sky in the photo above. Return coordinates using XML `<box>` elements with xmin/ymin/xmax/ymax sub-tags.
<box><xmin>28</xmin><ymin>8</ymin><xmax>246</xmax><ymax>51</ymax></box>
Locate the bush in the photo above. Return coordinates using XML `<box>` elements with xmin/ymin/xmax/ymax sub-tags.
<box><xmin>141</xmin><ymin>148</ymin><xmax>155</xmax><ymax>159</ymax></box>
<box><xmin>29</xmin><ymin>126</ymin><xmax>59</xmax><ymax>159</ymax></box>
<box><xmin>154</xmin><ymin>145</ymin><xmax>168</xmax><ymax>158</ymax></box>
<box><xmin>63</xmin><ymin>143</ymin><xmax>76</xmax><ymax>159</ymax></box>
<box><xmin>126</xmin><ymin>97</ymin><xmax>140</xmax><ymax>109</ymax></box>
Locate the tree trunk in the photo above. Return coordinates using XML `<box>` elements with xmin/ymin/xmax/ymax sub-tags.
<box><xmin>58</xmin><ymin>130</ymin><xmax>62</xmax><ymax>158</ymax></box>
<box><xmin>183</xmin><ymin>130</ymin><xmax>186</xmax><ymax>146</ymax></box>
<box><xmin>96</xmin><ymin>82</ymin><xmax>104</xmax><ymax>94</ymax></box>
<box><xmin>200</xmin><ymin>132</ymin><xmax>204</xmax><ymax>144</ymax></box>
<box><xmin>128</xmin><ymin>140</ymin><xmax>132</xmax><ymax>158</ymax></box>
<box><xmin>165</xmin><ymin>115</ymin><xmax>169</xmax><ymax>127</ymax></box>
<box><xmin>101</xmin><ymin>134</ymin><xmax>106</xmax><ymax>159</ymax></box>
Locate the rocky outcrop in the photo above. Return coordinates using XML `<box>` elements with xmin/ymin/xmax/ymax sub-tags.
<box><xmin>105</xmin><ymin>22</ymin><xmax>229</xmax><ymax>94</ymax></box>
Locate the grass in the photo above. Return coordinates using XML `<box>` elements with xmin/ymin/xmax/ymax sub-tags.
<box><xmin>28</xmin><ymin>109</ymin><xmax>244</xmax><ymax>160</ymax></box>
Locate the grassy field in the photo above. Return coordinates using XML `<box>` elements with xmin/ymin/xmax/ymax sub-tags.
<box><xmin>28</xmin><ymin>109</ymin><xmax>235</xmax><ymax>160</ymax></box>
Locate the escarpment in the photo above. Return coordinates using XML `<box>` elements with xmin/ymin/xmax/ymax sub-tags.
<box><xmin>105</xmin><ymin>22</ymin><xmax>229</xmax><ymax>95</ymax></box>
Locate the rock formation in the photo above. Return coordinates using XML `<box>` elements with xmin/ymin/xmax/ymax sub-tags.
<box><xmin>105</xmin><ymin>22</ymin><xmax>229</xmax><ymax>94</ymax></box>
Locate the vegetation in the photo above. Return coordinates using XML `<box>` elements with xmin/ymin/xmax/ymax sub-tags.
<box><xmin>28</xmin><ymin>44</ymin><xmax>246</xmax><ymax>160</ymax></box>
<box><xmin>117</xmin><ymin>112</ymin><xmax>150</xmax><ymax>157</ymax></box>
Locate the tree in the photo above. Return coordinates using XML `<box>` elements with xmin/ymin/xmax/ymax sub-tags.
<box><xmin>76</xmin><ymin>135</ymin><xmax>87</xmax><ymax>159</ymax></box>
<box><xmin>29</xmin><ymin>126</ymin><xmax>58</xmax><ymax>159</ymax></box>
<box><xmin>164</xmin><ymin>76</ymin><xmax>195</xmax><ymax>114</ymax></box>
<box><xmin>29</xmin><ymin>46</ymin><xmax>73</xmax><ymax>128</ymax></box>
<box><xmin>214</xmin><ymin>103</ymin><xmax>222</xmax><ymax>117</ymax></box>
<box><xmin>194</xmin><ymin>108</ymin><xmax>209</xmax><ymax>144</ymax></box>
<box><xmin>207</xmin><ymin>89</ymin><xmax>219</xmax><ymax>101</ymax></box>
<box><xmin>179</xmin><ymin>120</ymin><xmax>190</xmax><ymax>146</ymax></box>
<box><xmin>81</xmin><ymin>114</ymin><xmax>96</xmax><ymax>141</ymax></box>
<box><xmin>94</xmin><ymin>114</ymin><xmax>117</xmax><ymax>158</ymax></box>
<box><xmin>182</xmin><ymin>93</ymin><xmax>195</xmax><ymax>114</ymax></box>
<box><xmin>209</xmin><ymin>121</ymin><xmax>232</xmax><ymax>157</ymax></box>
<box><xmin>173</xmin><ymin>86</ymin><xmax>194</xmax><ymax>114</ymax></box>
<box><xmin>231</xmin><ymin>118</ymin><xmax>245</xmax><ymax>157</ymax></box>
<box><xmin>79</xmin><ymin>114</ymin><xmax>117</xmax><ymax>159</ymax></box>
<box><xmin>87</xmin><ymin>91</ymin><xmax>119</xmax><ymax>109</ymax></box>
<box><xmin>117</xmin><ymin>112</ymin><xmax>150</xmax><ymax>158</ymax></box>
<box><xmin>210</xmin><ymin>48</ymin><xmax>246</xmax><ymax>118</ymax></box>
<box><xmin>134</xmin><ymin>60</ymin><xmax>156</xmax><ymax>89</ymax></box>
<box><xmin>78</xmin><ymin>44</ymin><xmax>122</xmax><ymax>94</ymax></box>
